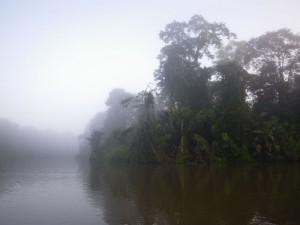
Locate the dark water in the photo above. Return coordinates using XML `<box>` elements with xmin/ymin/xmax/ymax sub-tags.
<box><xmin>0</xmin><ymin>162</ymin><xmax>299</xmax><ymax>225</ymax></box>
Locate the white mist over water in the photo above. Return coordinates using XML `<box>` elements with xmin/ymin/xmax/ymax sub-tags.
<box><xmin>0</xmin><ymin>0</ymin><xmax>300</xmax><ymax>134</ymax></box>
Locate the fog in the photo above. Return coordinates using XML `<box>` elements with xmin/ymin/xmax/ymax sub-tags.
<box><xmin>0</xmin><ymin>1</ymin><xmax>300</xmax><ymax>160</ymax></box>
<box><xmin>77</xmin><ymin>88</ymin><xmax>136</xmax><ymax>161</ymax></box>
<box><xmin>1</xmin><ymin>1</ymin><xmax>300</xmax><ymax>225</ymax></box>
<box><xmin>1</xmin><ymin>0</ymin><xmax>300</xmax><ymax>135</ymax></box>
<box><xmin>0</xmin><ymin>118</ymin><xmax>78</xmax><ymax>162</ymax></box>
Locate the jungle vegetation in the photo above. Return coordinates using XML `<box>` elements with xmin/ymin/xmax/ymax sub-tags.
<box><xmin>87</xmin><ymin>15</ymin><xmax>300</xmax><ymax>164</ymax></box>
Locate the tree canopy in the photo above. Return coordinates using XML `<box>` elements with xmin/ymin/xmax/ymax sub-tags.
<box><xmin>86</xmin><ymin>15</ymin><xmax>300</xmax><ymax>165</ymax></box>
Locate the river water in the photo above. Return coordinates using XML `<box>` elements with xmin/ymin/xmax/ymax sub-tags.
<box><xmin>0</xmin><ymin>161</ymin><xmax>299</xmax><ymax>225</ymax></box>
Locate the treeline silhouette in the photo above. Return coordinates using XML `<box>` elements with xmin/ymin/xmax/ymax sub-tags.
<box><xmin>80</xmin><ymin>15</ymin><xmax>300</xmax><ymax>164</ymax></box>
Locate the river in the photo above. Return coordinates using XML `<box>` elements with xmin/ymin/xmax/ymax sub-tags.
<box><xmin>0</xmin><ymin>161</ymin><xmax>299</xmax><ymax>225</ymax></box>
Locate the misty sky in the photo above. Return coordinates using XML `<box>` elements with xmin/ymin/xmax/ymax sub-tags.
<box><xmin>1</xmin><ymin>0</ymin><xmax>299</xmax><ymax>134</ymax></box>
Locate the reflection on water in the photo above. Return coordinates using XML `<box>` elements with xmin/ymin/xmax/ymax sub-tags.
<box><xmin>0</xmin><ymin>162</ymin><xmax>299</xmax><ymax>225</ymax></box>
<box><xmin>87</xmin><ymin>164</ymin><xmax>300</xmax><ymax>225</ymax></box>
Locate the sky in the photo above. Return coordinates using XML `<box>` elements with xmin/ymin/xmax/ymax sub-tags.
<box><xmin>0</xmin><ymin>0</ymin><xmax>300</xmax><ymax>135</ymax></box>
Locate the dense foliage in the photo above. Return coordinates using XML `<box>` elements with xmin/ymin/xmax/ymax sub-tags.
<box><xmin>88</xmin><ymin>15</ymin><xmax>300</xmax><ymax>164</ymax></box>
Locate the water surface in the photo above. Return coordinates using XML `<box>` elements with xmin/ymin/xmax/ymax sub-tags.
<box><xmin>0</xmin><ymin>162</ymin><xmax>299</xmax><ymax>225</ymax></box>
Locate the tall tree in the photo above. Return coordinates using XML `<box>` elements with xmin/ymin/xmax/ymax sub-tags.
<box><xmin>249</xmin><ymin>29</ymin><xmax>300</xmax><ymax>120</ymax></box>
<box><xmin>215</xmin><ymin>61</ymin><xmax>251</xmax><ymax>143</ymax></box>
<box><xmin>155</xmin><ymin>15</ymin><xmax>235</xmax><ymax>109</ymax></box>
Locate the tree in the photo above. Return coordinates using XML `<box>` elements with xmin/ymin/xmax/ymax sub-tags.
<box><xmin>154</xmin><ymin>15</ymin><xmax>235</xmax><ymax>109</ymax></box>
<box><xmin>217</xmin><ymin>40</ymin><xmax>257</xmax><ymax>68</ymax></box>
<box><xmin>249</xmin><ymin>29</ymin><xmax>300</xmax><ymax>120</ymax></box>
<box><xmin>214</xmin><ymin>61</ymin><xmax>251</xmax><ymax>144</ymax></box>
<box><xmin>102</xmin><ymin>88</ymin><xmax>135</xmax><ymax>137</ymax></box>
<box><xmin>123</xmin><ymin>89</ymin><xmax>170</xmax><ymax>162</ymax></box>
